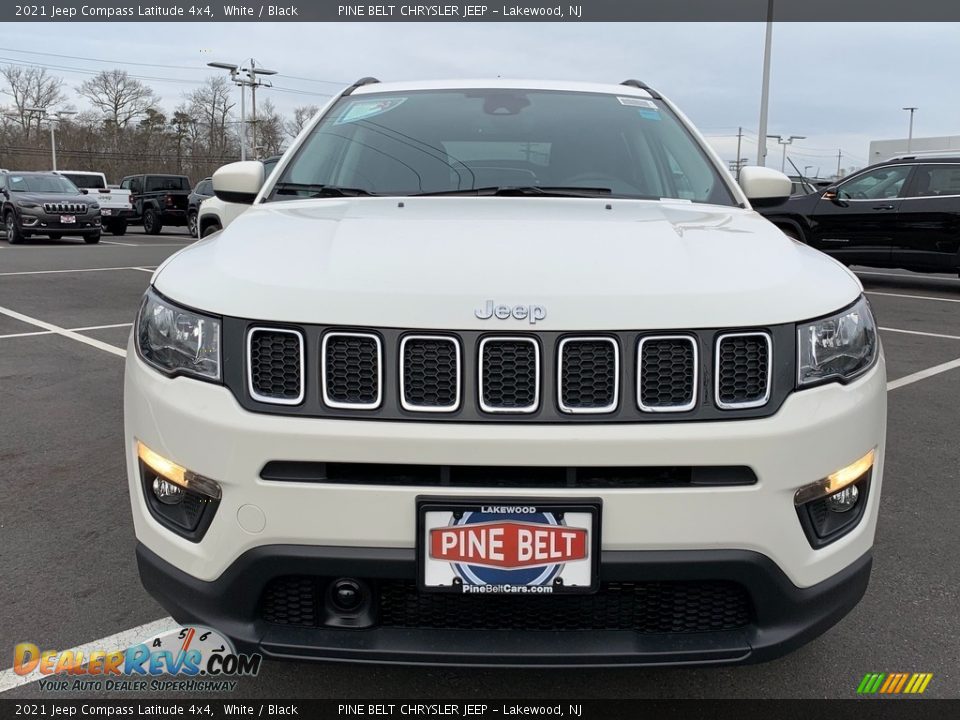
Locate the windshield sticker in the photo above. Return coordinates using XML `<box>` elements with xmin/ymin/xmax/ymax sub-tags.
<box><xmin>335</xmin><ymin>97</ymin><xmax>407</xmax><ymax>125</ymax></box>
<box><xmin>617</xmin><ymin>96</ymin><xmax>658</xmax><ymax>109</ymax></box>
<box><xmin>638</xmin><ymin>108</ymin><xmax>661</xmax><ymax>121</ymax></box>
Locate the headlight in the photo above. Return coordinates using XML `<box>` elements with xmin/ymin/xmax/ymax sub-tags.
<box><xmin>136</xmin><ymin>288</ymin><xmax>221</xmax><ymax>381</ymax></box>
<box><xmin>797</xmin><ymin>296</ymin><xmax>878</xmax><ymax>387</ymax></box>
<box><xmin>16</xmin><ymin>200</ymin><xmax>39</xmax><ymax>209</ymax></box>
<box><xmin>89</xmin><ymin>202</ymin><xmax>100</xmax><ymax>210</ymax></box>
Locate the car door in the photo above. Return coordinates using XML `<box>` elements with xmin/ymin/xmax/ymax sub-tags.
<box><xmin>807</xmin><ymin>164</ymin><xmax>913</xmax><ymax>266</ymax></box>
<box><xmin>893</xmin><ymin>163</ymin><xmax>960</xmax><ymax>271</ymax></box>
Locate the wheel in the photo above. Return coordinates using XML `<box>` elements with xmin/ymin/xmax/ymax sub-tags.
<box><xmin>83</xmin><ymin>232</ymin><xmax>101</xmax><ymax>244</ymax></box>
<box><xmin>110</xmin><ymin>220</ymin><xmax>127</xmax><ymax>236</ymax></box>
<box><xmin>143</xmin><ymin>208</ymin><xmax>163</xmax><ymax>235</ymax></box>
<box><xmin>201</xmin><ymin>222</ymin><xmax>222</xmax><ymax>238</ymax></box>
<box><xmin>187</xmin><ymin>211</ymin><xmax>198</xmax><ymax>238</ymax></box>
<box><xmin>4</xmin><ymin>211</ymin><xmax>23</xmax><ymax>244</ymax></box>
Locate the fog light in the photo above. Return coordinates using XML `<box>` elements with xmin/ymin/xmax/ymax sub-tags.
<box><xmin>794</xmin><ymin>449</ymin><xmax>875</xmax><ymax>506</ymax></box>
<box><xmin>137</xmin><ymin>441</ymin><xmax>221</xmax><ymax>499</ymax></box>
<box><xmin>151</xmin><ymin>477</ymin><xmax>184</xmax><ymax>505</ymax></box>
<box><xmin>825</xmin><ymin>484</ymin><xmax>859</xmax><ymax>513</ymax></box>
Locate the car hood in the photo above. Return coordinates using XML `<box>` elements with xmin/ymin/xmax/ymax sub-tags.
<box><xmin>154</xmin><ymin>197</ymin><xmax>862</xmax><ymax>330</ymax></box>
<box><xmin>15</xmin><ymin>192</ymin><xmax>92</xmax><ymax>204</ymax></box>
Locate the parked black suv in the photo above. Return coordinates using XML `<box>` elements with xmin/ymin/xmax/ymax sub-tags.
<box><xmin>186</xmin><ymin>177</ymin><xmax>214</xmax><ymax>238</ymax></box>
<box><xmin>119</xmin><ymin>174</ymin><xmax>191</xmax><ymax>234</ymax></box>
<box><xmin>0</xmin><ymin>171</ymin><xmax>102</xmax><ymax>244</ymax></box>
<box><xmin>758</xmin><ymin>157</ymin><xmax>960</xmax><ymax>275</ymax></box>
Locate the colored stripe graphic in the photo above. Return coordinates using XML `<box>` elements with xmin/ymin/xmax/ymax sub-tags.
<box><xmin>857</xmin><ymin>672</ymin><xmax>932</xmax><ymax>695</ymax></box>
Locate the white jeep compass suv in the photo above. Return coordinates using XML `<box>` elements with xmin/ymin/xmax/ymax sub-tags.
<box><xmin>125</xmin><ymin>78</ymin><xmax>886</xmax><ymax>666</ymax></box>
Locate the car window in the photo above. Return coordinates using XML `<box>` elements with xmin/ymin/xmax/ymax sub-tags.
<box><xmin>145</xmin><ymin>176</ymin><xmax>189</xmax><ymax>192</ymax></box>
<box><xmin>62</xmin><ymin>173</ymin><xmax>105</xmax><ymax>189</ymax></box>
<box><xmin>272</xmin><ymin>89</ymin><xmax>736</xmax><ymax>205</ymax></box>
<box><xmin>912</xmin><ymin>164</ymin><xmax>960</xmax><ymax>197</ymax></box>
<box><xmin>838</xmin><ymin>165</ymin><xmax>911</xmax><ymax>200</ymax></box>
<box><xmin>195</xmin><ymin>180</ymin><xmax>211</xmax><ymax>195</ymax></box>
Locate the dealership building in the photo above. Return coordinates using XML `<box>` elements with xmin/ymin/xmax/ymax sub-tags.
<box><xmin>869</xmin><ymin>134</ymin><xmax>960</xmax><ymax>163</ymax></box>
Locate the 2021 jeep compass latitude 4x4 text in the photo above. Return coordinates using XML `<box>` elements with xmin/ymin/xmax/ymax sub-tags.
<box><xmin>125</xmin><ymin>78</ymin><xmax>886</xmax><ymax>666</ymax></box>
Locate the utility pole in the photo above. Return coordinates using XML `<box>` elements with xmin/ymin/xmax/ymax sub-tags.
<box><xmin>735</xmin><ymin>126</ymin><xmax>743</xmax><ymax>180</ymax></box>
<box><xmin>208</xmin><ymin>59</ymin><xmax>276</xmax><ymax>161</ymax></box>
<box><xmin>836</xmin><ymin>149</ymin><xmax>843</xmax><ymax>178</ymax></box>
<box><xmin>756</xmin><ymin>0</ymin><xmax>774</xmax><ymax>166</ymax></box>
<box><xmin>767</xmin><ymin>134</ymin><xmax>805</xmax><ymax>172</ymax></box>
<box><xmin>902</xmin><ymin>107</ymin><xmax>918</xmax><ymax>152</ymax></box>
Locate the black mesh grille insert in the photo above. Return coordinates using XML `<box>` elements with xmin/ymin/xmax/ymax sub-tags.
<box><xmin>402</xmin><ymin>337</ymin><xmax>459</xmax><ymax>409</ymax></box>
<box><xmin>323</xmin><ymin>333</ymin><xmax>380</xmax><ymax>406</ymax></box>
<box><xmin>560</xmin><ymin>339</ymin><xmax>617</xmax><ymax>411</ymax></box>
<box><xmin>248</xmin><ymin>329</ymin><xmax>302</xmax><ymax>402</ymax></box>
<box><xmin>717</xmin><ymin>334</ymin><xmax>770</xmax><ymax>407</ymax></box>
<box><xmin>481</xmin><ymin>339</ymin><xmax>538</xmax><ymax>411</ymax></box>
<box><xmin>639</xmin><ymin>337</ymin><xmax>696</xmax><ymax>410</ymax></box>
<box><xmin>260</xmin><ymin>577</ymin><xmax>752</xmax><ymax>634</ymax></box>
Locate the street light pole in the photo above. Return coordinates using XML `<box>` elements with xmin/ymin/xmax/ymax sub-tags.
<box><xmin>756</xmin><ymin>0</ymin><xmax>774</xmax><ymax>166</ymax></box>
<box><xmin>902</xmin><ymin>107</ymin><xmax>918</xmax><ymax>152</ymax></box>
<box><xmin>767</xmin><ymin>135</ymin><xmax>805</xmax><ymax>173</ymax></box>
<box><xmin>26</xmin><ymin>107</ymin><xmax>76</xmax><ymax>170</ymax></box>
<box><xmin>208</xmin><ymin>59</ymin><xmax>276</xmax><ymax>161</ymax></box>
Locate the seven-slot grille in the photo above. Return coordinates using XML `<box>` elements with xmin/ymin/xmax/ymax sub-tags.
<box><xmin>400</xmin><ymin>335</ymin><xmax>461</xmax><ymax>412</ymax></box>
<box><xmin>715</xmin><ymin>332</ymin><xmax>772</xmax><ymax>409</ymax></box>
<box><xmin>246</xmin><ymin>328</ymin><xmax>305</xmax><ymax>405</ymax></box>
<box><xmin>242</xmin><ymin>327</ymin><xmax>775</xmax><ymax>417</ymax></box>
<box><xmin>558</xmin><ymin>337</ymin><xmax>618</xmax><ymax>413</ymax></box>
<box><xmin>43</xmin><ymin>202</ymin><xmax>86</xmax><ymax>214</ymax></box>
<box><xmin>479</xmin><ymin>337</ymin><xmax>540</xmax><ymax>413</ymax></box>
<box><xmin>322</xmin><ymin>332</ymin><xmax>382</xmax><ymax>409</ymax></box>
<box><xmin>638</xmin><ymin>336</ymin><xmax>698</xmax><ymax>412</ymax></box>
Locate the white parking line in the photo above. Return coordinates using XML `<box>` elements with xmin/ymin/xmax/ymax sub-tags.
<box><xmin>880</xmin><ymin>327</ymin><xmax>960</xmax><ymax>341</ymax></box>
<box><xmin>867</xmin><ymin>291</ymin><xmax>960</xmax><ymax>304</ymax></box>
<box><xmin>100</xmin><ymin>240</ymin><xmax>139</xmax><ymax>247</ymax></box>
<box><xmin>0</xmin><ymin>266</ymin><xmax>156</xmax><ymax>277</ymax></box>
<box><xmin>888</xmin><ymin>357</ymin><xmax>960</xmax><ymax>391</ymax></box>
<box><xmin>0</xmin><ymin>617</ymin><xmax>177</xmax><ymax>694</ymax></box>
<box><xmin>0</xmin><ymin>305</ymin><xmax>126</xmax><ymax>357</ymax></box>
<box><xmin>0</xmin><ymin>322</ymin><xmax>132</xmax><ymax>341</ymax></box>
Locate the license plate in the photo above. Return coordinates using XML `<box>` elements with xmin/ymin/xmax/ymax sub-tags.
<box><xmin>101</xmin><ymin>208</ymin><xmax>112</xmax><ymax>216</ymax></box>
<box><xmin>418</xmin><ymin>498</ymin><xmax>600</xmax><ymax>594</ymax></box>
<box><xmin>60</xmin><ymin>215</ymin><xmax>76</xmax><ymax>224</ymax></box>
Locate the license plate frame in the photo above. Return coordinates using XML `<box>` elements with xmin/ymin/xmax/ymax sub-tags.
<box><xmin>60</xmin><ymin>215</ymin><xmax>76</xmax><ymax>224</ymax></box>
<box><xmin>101</xmin><ymin>208</ymin><xmax>112</xmax><ymax>216</ymax></box>
<box><xmin>417</xmin><ymin>496</ymin><xmax>601</xmax><ymax>595</ymax></box>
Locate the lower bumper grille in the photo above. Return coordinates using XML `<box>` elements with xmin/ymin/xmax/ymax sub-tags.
<box><xmin>261</xmin><ymin>577</ymin><xmax>751</xmax><ymax>634</ymax></box>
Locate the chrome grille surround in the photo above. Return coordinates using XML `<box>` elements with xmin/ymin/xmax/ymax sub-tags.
<box><xmin>557</xmin><ymin>336</ymin><xmax>620</xmax><ymax>414</ymax></box>
<box><xmin>714</xmin><ymin>331</ymin><xmax>773</xmax><ymax>410</ymax></box>
<box><xmin>246</xmin><ymin>327</ymin><xmax>306</xmax><ymax>406</ymax></box>
<box><xmin>637</xmin><ymin>335</ymin><xmax>699</xmax><ymax>413</ymax></box>
<box><xmin>478</xmin><ymin>336</ymin><xmax>541</xmax><ymax>414</ymax></box>
<box><xmin>399</xmin><ymin>334</ymin><xmax>462</xmax><ymax>413</ymax></box>
<box><xmin>321</xmin><ymin>331</ymin><xmax>383</xmax><ymax>410</ymax></box>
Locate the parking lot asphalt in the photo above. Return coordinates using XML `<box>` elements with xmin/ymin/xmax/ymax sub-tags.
<box><xmin>1</xmin><ymin>230</ymin><xmax>958</xmax><ymax>699</ymax></box>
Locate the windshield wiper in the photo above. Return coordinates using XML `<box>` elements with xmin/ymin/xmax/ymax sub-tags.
<box><xmin>409</xmin><ymin>185</ymin><xmax>613</xmax><ymax>198</ymax></box>
<box><xmin>272</xmin><ymin>182</ymin><xmax>377</xmax><ymax>198</ymax></box>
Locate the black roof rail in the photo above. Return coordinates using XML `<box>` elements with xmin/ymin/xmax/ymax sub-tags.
<box><xmin>342</xmin><ymin>77</ymin><xmax>381</xmax><ymax>96</ymax></box>
<box><xmin>620</xmin><ymin>79</ymin><xmax>661</xmax><ymax>99</ymax></box>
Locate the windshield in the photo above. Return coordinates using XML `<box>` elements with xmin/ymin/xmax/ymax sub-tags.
<box><xmin>269</xmin><ymin>89</ymin><xmax>735</xmax><ymax>205</ymax></box>
<box><xmin>8</xmin><ymin>174</ymin><xmax>80</xmax><ymax>194</ymax></box>
<box><xmin>61</xmin><ymin>173</ymin><xmax>105</xmax><ymax>190</ymax></box>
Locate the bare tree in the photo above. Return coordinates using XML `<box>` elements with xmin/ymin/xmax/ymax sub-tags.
<box><xmin>77</xmin><ymin>70</ymin><xmax>159</xmax><ymax>128</ymax></box>
<box><xmin>0</xmin><ymin>65</ymin><xmax>67</xmax><ymax>137</ymax></box>
<box><xmin>284</xmin><ymin>104</ymin><xmax>319</xmax><ymax>140</ymax></box>
<box><xmin>187</xmin><ymin>76</ymin><xmax>236</xmax><ymax>157</ymax></box>
<box><xmin>252</xmin><ymin>99</ymin><xmax>285</xmax><ymax>157</ymax></box>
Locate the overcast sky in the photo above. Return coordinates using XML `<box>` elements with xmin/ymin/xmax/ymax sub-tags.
<box><xmin>4</xmin><ymin>22</ymin><xmax>959</xmax><ymax>176</ymax></box>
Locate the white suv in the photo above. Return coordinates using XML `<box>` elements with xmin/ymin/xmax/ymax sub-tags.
<box><xmin>125</xmin><ymin>78</ymin><xmax>886</xmax><ymax>667</ymax></box>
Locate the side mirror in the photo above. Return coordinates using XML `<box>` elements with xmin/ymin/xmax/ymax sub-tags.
<box><xmin>80</xmin><ymin>188</ymin><xmax>89</xmax><ymax>194</ymax></box>
<box><xmin>738</xmin><ymin>166</ymin><xmax>792</xmax><ymax>207</ymax></box>
<box><xmin>822</xmin><ymin>187</ymin><xmax>840</xmax><ymax>202</ymax></box>
<box><xmin>212</xmin><ymin>161</ymin><xmax>265</xmax><ymax>205</ymax></box>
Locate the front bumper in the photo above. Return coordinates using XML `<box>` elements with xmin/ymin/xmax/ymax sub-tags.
<box><xmin>21</xmin><ymin>211</ymin><xmax>100</xmax><ymax>234</ymax></box>
<box><xmin>137</xmin><ymin>542</ymin><xmax>873</xmax><ymax>667</ymax></box>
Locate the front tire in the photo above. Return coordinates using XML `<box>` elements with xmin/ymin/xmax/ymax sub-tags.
<box><xmin>84</xmin><ymin>232</ymin><xmax>101</xmax><ymax>244</ymax></box>
<box><xmin>4</xmin><ymin>211</ymin><xmax>23</xmax><ymax>244</ymax></box>
<box><xmin>143</xmin><ymin>208</ymin><xmax>162</xmax><ymax>235</ymax></box>
<box><xmin>201</xmin><ymin>222</ymin><xmax>221</xmax><ymax>238</ymax></box>
<box><xmin>107</xmin><ymin>219</ymin><xmax>128</xmax><ymax>236</ymax></box>
<box><xmin>187</xmin><ymin>211</ymin><xmax>198</xmax><ymax>238</ymax></box>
